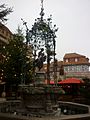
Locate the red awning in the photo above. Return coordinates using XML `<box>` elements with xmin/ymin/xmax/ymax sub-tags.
<box><xmin>45</xmin><ymin>80</ymin><xmax>54</xmax><ymax>84</ymax></box>
<box><xmin>58</xmin><ymin>78</ymin><xmax>84</xmax><ymax>84</ymax></box>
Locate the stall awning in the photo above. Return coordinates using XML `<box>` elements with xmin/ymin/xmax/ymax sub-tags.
<box><xmin>58</xmin><ymin>78</ymin><xmax>84</xmax><ymax>84</ymax></box>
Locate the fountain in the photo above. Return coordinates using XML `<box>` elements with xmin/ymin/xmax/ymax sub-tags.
<box><xmin>19</xmin><ymin>0</ymin><xmax>64</xmax><ymax>116</ymax></box>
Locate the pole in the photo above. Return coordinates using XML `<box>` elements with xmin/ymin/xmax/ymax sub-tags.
<box><xmin>47</xmin><ymin>49</ymin><xmax>50</xmax><ymax>85</ymax></box>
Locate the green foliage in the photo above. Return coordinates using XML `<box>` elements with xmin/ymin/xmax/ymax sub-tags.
<box><xmin>0</xmin><ymin>4</ymin><xmax>12</xmax><ymax>22</ymax></box>
<box><xmin>1</xmin><ymin>29</ymin><xmax>33</xmax><ymax>89</ymax></box>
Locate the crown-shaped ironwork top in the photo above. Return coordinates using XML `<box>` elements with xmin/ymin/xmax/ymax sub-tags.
<box><xmin>40</xmin><ymin>0</ymin><xmax>44</xmax><ymax>21</ymax></box>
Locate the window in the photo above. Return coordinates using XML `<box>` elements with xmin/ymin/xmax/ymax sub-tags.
<box><xmin>65</xmin><ymin>59</ymin><xmax>68</xmax><ymax>62</ymax></box>
<box><xmin>64</xmin><ymin>67</ymin><xmax>68</xmax><ymax>72</ymax></box>
<box><xmin>75</xmin><ymin>58</ymin><xmax>78</xmax><ymax>62</ymax></box>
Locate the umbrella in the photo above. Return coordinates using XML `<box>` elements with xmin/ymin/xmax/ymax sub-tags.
<box><xmin>58</xmin><ymin>78</ymin><xmax>84</xmax><ymax>84</ymax></box>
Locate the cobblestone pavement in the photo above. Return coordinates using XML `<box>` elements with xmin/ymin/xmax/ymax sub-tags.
<box><xmin>0</xmin><ymin>113</ymin><xmax>90</xmax><ymax>120</ymax></box>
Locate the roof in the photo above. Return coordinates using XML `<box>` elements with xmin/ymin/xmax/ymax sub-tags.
<box><xmin>63</xmin><ymin>53</ymin><xmax>90</xmax><ymax>65</ymax></box>
<box><xmin>64</xmin><ymin>53</ymin><xmax>85</xmax><ymax>59</ymax></box>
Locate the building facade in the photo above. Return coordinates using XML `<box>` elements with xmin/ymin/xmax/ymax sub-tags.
<box><xmin>41</xmin><ymin>53</ymin><xmax>90</xmax><ymax>83</ymax></box>
<box><xmin>63</xmin><ymin>53</ymin><xmax>90</xmax><ymax>79</ymax></box>
<box><xmin>0</xmin><ymin>22</ymin><xmax>13</xmax><ymax>84</ymax></box>
<box><xmin>0</xmin><ymin>22</ymin><xmax>13</xmax><ymax>45</ymax></box>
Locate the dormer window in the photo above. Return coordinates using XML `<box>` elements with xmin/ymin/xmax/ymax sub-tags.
<box><xmin>75</xmin><ymin>58</ymin><xmax>78</xmax><ymax>62</ymax></box>
<box><xmin>66</xmin><ymin>59</ymin><xmax>68</xmax><ymax>62</ymax></box>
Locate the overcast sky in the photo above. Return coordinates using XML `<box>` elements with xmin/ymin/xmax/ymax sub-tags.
<box><xmin>1</xmin><ymin>0</ymin><xmax>90</xmax><ymax>60</ymax></box>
